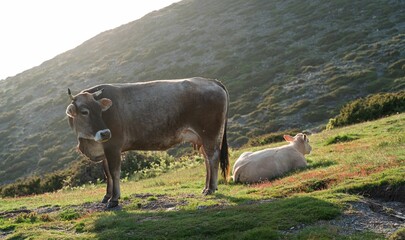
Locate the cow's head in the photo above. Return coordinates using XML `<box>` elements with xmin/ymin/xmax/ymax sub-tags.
<box><xmin>284</xmin><ymin>133</ymin><xmax>312</xmax><ymax>154</ymax></box>
<box><xmin>66</xmin><ymin>88</ymin><xmax>113</xmax><ymax>143</ymax></box>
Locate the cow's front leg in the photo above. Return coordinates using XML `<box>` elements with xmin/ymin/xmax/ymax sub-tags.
<box><xmin>101</xmin><ymin>159</ymin><xmax>113</xmax><ymax>203</ymax></box>
<box><xmin>104</xmin><ymin>149</ymin><xmax>122</xmax><ymax>208</ymax></box>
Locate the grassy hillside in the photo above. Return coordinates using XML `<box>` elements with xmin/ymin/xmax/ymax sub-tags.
<box><xmin>0</xmin><ymin>0</ymin><xmax>404</xmax><ymax>186</ymax></box>
<box><xmin>1</xmin><ymin>114</ymin><xmax>404</xmax><ymax>239</ymax></box>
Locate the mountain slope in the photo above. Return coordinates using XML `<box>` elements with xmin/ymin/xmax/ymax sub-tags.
<box><xmin>0</xmin><ymin>0</ymin><xmax>404</xmax><ymax>185</ymax></box>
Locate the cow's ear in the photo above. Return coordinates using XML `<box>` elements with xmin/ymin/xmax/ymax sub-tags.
<box><xmin>98</xmin><ymin>98</ymin><xmax>112</xmax><ymax>111</ymax></box>
<box><xmin>283</xmin><ymin>135</ymin><xmax>294</xmax><ymax>142</ymax></box>
<box><xmin>66</xmin><ymin>104</ymin><xmax>77</xmax><ymax>118</ymax></box>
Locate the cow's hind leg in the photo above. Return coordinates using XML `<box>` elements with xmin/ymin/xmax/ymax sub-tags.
<box><xmin>101</xmin><ymin>159</ymin><xmax>113</xmax><ymax>203</ymax></box>
<box><xmin>201</xmin><ymin>152</ymin><xmax>211</xmax><ymax>194</ymax></box>
<box><xmin>201</xmin><ymin>144</ymin><xmax>220</xmax><ymax>195</ymax></box>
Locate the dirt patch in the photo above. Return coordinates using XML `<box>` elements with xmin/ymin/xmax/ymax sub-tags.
<box><xmin>0</xmin><ymin>208</ymin><xmax>32</xmax><ymax>218</ymax></box>
<box><xmin>283</xmin><ymin>198</ymin><xmax>405</xmax><ymax>237</ymax></box>
<box><xmin>0</xmin><ymin>194</ymin><xmax>188</xmax><ymax>221</ymax></box>
<box><xmin>132</xmin><ymin>193</ymin><xmax>188</xmax><ymax>210</ymax></box>
<box><xmin>324</xmin><ymin>198</ymin><xmax>404</xmax><ymax>237</ymax></box>
<box><xmin>282</xmin><ymin>184</ymin><xmax>405</xmax><ymax>237</ymax></box>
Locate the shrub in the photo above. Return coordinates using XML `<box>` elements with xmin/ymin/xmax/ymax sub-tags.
<box><xmin>60</xmin><ymin>209</ymin><xmax>80</xmax><ymax>221</ymax></box>
<box><xmin>387</xmin><ymin>59</ymin><xmax>405</xmax><ymax>78</ymax></box>
<box><xmin>67</xmin><ymin>159</ymin><xmax>105</xmax><ymax>187</ymax></box>
<box><xmin>0</xmin><ymin>172</ymin><xmax>68</xmax><ymax>197</ymax></box>
<box><xmin>390</xmin><ymin>228</ymin><xmax>405</xmax><ymax>240</ymax></box>
<box><xmin>233</xmin><ymin>136</ymin><xmax>249</xmax><ymax>147</ymax></box>
<box><xmin>247</xmin><ymin>129</ymin><xmax>301</xmax><ymax>147</ymax></box>
<box><xmin>15</xmin><ymin>212</ymin><xmax>38</xmax><ymax>224</ymax></box>
<box><xmin>327</xmin><ymin>90</ymin><xmax>405</xmax><ymax>129</ymax></box>
<box><xmin>120</xmin><ymin>151</ymin><xmax>169</xmax><ymax>178</ymax></box>
<box><xmin>0</xmin><ymin>151</ymin><xmax>196</xmax><ymax>197</ymax></box>
<box><xmin>325</xmin><ymin>134</ymin><xmax>360</xmax><ymax>145</ymax></box>
<box><xmin>325</xmin><ymin>69</ymin><xmax>376</xmax><ymax>88</ymax></box>
<box><xmin>282</xmin><ymin>99</ymin><xmax>311</xmax><ymax>115</ymax></box>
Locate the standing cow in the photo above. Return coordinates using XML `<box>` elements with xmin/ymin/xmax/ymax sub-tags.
<box><xmin>66</xmin><ymin>77</ymin><xmax>229</xmax><ymax>208</ymax></box>
<box><xmin>232</xmin><ymin>133</ymin><xmax>311</xmax><ymax>183</ymax></box>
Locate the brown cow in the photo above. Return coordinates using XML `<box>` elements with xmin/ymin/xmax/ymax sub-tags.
<box><xmin>66</xmin><ymin>77</ymin><xmax>229</xmax><ymax>208</ymax></box>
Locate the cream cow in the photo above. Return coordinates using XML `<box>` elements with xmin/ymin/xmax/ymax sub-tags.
<box><xmin>232</xmin><ymin>133</ymin><xmax>311</xmax><ymax>183</ymax></box>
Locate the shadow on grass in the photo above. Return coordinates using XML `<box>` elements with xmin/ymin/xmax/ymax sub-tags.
<box><xmin>90</xmin><ymin>196</ymin><xmax>340</xmax><ymax>239</ymax></box>
<box><xmin>287</xmin><ymin>157</ymin><xmax>338</xmax><ymax>177</ymax></box>
<box><xmin>306</xmin><ymin>158</ymin><xmax>337</xmax><ymax>169</ymax></box>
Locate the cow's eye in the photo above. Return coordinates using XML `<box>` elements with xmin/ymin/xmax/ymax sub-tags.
<box><xmin>81</xmin><ymin>109</ymin><xmax>89</xmax><ymax>115</ymax></box>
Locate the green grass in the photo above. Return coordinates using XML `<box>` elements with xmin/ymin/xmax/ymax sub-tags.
<box><xmin>325</xmin><ymin>134</ymin><xmax>360</xmax><ymax>145</ymax></box>
<box><xmin>1</xmin><ymin>114</ymin><xmax>404</xmax><ymax>239</ymax></box>
<box><xmin>86</xmin><ymin>196</ymin><xmax>339</xmax><ymax>240</ymax></box>
<box><xmin>286</xmin><ymin>226</ymin><xmax>385</xmax><ymax>240</ymax></box>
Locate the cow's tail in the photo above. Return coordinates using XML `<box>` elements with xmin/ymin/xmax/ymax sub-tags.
<box><xmin>220</xmin><ymin>121</ymin><xmax>230</xmax><ymax>182</ymax></box>
<box><xmin>215</xmin><ymin>79</ymin><xmax>230</xmax><ymax>182</ymax></box>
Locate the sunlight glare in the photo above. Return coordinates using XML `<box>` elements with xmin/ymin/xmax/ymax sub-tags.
<box><xmin>0</xmin><ymin>0</ymin><xmax>180</xmax><ymax>80</ymax></box>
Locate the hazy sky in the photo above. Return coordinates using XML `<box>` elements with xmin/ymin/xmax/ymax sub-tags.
<box><xmin>0</xmin><ymin>0</ymin><xmax>181</xmax><ymax>80</ymax></box>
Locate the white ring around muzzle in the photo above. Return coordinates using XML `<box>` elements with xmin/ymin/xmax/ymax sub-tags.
<box><xmin>94</xmin><ymin>129</ymin><xmax>111</xmax><ymax>142</ymax></box>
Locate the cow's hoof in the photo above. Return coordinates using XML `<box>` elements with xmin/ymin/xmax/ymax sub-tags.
<box><xmin>107</xmin><ymin>200</ymin><xmax>119</xmax><ymax>208</ymax></box>
<box><xmin>101</xmin><ymin>196</ymin><xmax>110</xmax><ymax>204</ymax></box>
<box><xmin>202</xmin><ymin>189</ymin><xmax>215</xmax><ymax>195</ymax></box>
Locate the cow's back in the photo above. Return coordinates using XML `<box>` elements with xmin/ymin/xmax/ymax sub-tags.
<box><xmin>86</xmin><ymin>78</ymin><xmax>228</xmax><ymax>151</ymax></box>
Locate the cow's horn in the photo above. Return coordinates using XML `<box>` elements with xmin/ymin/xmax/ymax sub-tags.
<box><xmin>68</xmin><ymin>88</ymin><xmax>74</xmax><ymax>100</ymax></box>
<box><xmin>93</xmin><ymin>89</ymin><xmax>104</xmax><ymax>97</ymax></box>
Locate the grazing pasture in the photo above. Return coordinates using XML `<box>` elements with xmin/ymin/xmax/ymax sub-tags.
<box><xmin>1</xmin><ymin>113</ymin><xmax>404</xmax><ymax>239</ymax></box>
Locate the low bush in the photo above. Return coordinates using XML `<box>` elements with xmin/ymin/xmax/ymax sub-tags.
<box><xmin>15</xmin><ymin>212</ymin><xmax>38</xmax><ymax>224</ymax></box>
<box><xmin>327</xmin><ymin>90</ymin><xmax>405</xmax><ymax>129</ymax></box>
<box><xmin>0</xmin><ymin>151</ymin><xmax>201</xmax><ymax>197</ymax></box>
<box><xmin>325</xmin><ymin>134</ymin><xmax>360</xmax><ymax>145</ymax></box>
<box><xmin>387</xmin><ymin>59</ymin><xmax>405</xmax><ymax>78</ymax></box>
<box><xmin>325</xmin><ymin>69</ymin><xmax>376</xmax><ymax>88</ymax></box>
<box><xmin>60</xmin><ymin>209</ymin><xmax>81</xmax><ymax>221</ymax></box>
<box><xmin>120</xmin><ymin>151</ymin><xmax>174</xmax><ymax>179</ymax></box>
<box><xmin>247</xmin><ymin>129</ymin><xmax>301</xmax><ymax>147</ymax></box>
<box><xmin>390</xmin><ymin>228</ymin><xmax>405</xmax><ymax>240</ymax></box>
<box><xmin>0</xmin><ymin>172</ymin><xmax>67</xmax><ymax>198</ymax></box>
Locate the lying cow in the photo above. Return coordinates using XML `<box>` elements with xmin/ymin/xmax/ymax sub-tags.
<box><xmin>66</xmin><ymin>77</ymin><xmax>229</xmax><ymax>208</ymax></box>
<box><xmin>232</xmin><ymin>133</ymin><xmax>311</xmax><ymax>183</ymax></box>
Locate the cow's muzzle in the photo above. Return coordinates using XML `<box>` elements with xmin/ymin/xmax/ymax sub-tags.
<box><xmin>94</xmin><ymin>129</ymin><xmax>112</xmax><ymax>143</ymax></box>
